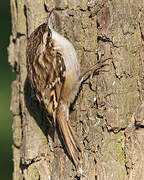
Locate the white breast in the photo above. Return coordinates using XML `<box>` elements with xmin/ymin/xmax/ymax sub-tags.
<box><xmin>50</xmin><ymin>28</ymin><xmax>80</xmax><ymax>81</ymax></box>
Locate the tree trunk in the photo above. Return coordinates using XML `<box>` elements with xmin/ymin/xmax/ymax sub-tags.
<box><xmin>8</xmin><ymin>0</ymin><xmax>144</xmax><ymax>179</ymax></box>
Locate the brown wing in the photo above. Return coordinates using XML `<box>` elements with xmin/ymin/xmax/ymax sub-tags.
<box><xmin>27</xmin><ymin>23</ymin><xmax>66</xmax><ymax>124</ymax></box>
<box><xmin>27</xmin><ymin>23</ymin><xmax>81</xmax><ymax>168</ymax></box>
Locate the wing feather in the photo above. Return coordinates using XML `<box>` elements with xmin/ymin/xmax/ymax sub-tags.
<box><xmin>27</xmin><ymin>24</ymin><xmax>66</xmax><ymax>124</ymax></box>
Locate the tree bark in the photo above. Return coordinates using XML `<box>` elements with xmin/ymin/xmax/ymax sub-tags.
<box><xmin>8</xmin><ymin>0</ymin><xmax>144</xmax><ymax>179</ymax></box>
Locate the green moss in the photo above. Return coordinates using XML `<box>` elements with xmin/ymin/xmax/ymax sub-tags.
<box><xmin>116</xmin><ymin>141</ymin><xmax>125</xmax><ymax>164</ymax></box>
<box><xmin>101</xmin><ymin>132</ymin><xmax>127</xmax><ymax>179</ymax></box>
<box><xmin>27</xmin><ymin>164</ymin><xmax>40</xmax><ymax>180</ymax></box>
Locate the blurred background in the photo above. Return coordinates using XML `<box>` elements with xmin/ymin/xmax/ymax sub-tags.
<box><xmin>0</xmin><ymin>1</ymin><xmax>16</xmax><ymax>179</ymax></box>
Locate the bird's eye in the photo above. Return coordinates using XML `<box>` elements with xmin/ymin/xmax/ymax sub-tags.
<box><xmin>47</xmin><ymin>31</ymin><xmax>51</xmax><ymax>37</ymax></box>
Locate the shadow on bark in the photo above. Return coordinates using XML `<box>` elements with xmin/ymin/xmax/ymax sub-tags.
<box><xmin>24</xmin><ymin>77</ymin><xmax>54</xmax><ymax>140</ymax></box>
<box><xmin>24</xmin><ymin>76</ymin><xmax>75</xmax><ymax>165</ymax></box>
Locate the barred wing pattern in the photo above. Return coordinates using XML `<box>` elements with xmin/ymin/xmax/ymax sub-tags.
<box><xmin>27</xmin><ymin>23</ymin><xmax>66</xmax><ymax>124</ymax></box>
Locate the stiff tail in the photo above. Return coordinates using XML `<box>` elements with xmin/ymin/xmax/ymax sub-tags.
<box><xmin>57</xmin><ymin>103</ymin><xmax>81</xmax><ymax>168</ymax></box>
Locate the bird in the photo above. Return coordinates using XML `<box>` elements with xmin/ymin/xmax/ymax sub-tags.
<box><xmin>27</xmin><ymin>8</ymin><xmax>109</xmax><ymax>168</ymax></box>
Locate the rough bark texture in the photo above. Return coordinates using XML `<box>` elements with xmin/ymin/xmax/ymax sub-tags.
<box><xmin>8</xmin><ymin>0</ymin><xmax>144</xmax><ymax>179</ymax></box>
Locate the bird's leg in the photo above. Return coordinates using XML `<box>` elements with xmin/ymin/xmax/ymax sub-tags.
<box><xmin>79</xmin><ymin>58</ymin><xmax>111</xmax><ymax>84</ymax></box>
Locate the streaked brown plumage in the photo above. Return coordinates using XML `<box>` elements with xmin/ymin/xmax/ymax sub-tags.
<box><xmin>27</xmin><ymin>10</ymin><xmax>81</xmax><ymax>167</ymax></box>
<box><xmin>27</xmin><ymin>23</ymin><xmax>66</xmax><ymax>126</ymax></box>
<box><xmin>27</xmin><ymin>9</ymin><xmax>109</xmax><ymax>168</ymax></box>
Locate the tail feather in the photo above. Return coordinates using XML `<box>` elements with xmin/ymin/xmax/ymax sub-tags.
<box><xmin>57</xmin><ymin>103</ymin><xmax>81</xmax><ymax>167</ymax></box>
